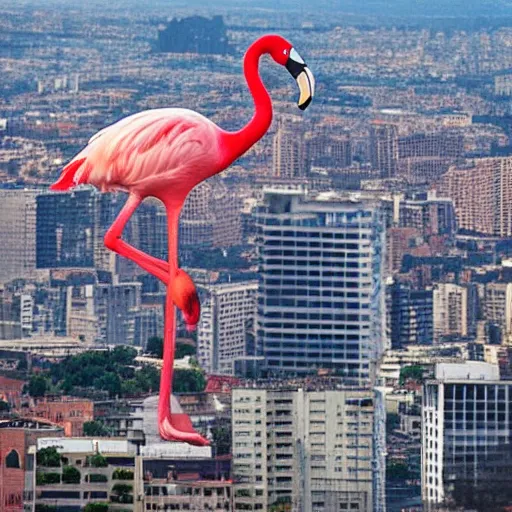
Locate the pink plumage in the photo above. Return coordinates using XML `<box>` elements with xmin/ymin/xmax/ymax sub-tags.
<box><xmin>53</xmin><ymin>108</ymin><xmax>223</xmax><ymax>199</ymax></box>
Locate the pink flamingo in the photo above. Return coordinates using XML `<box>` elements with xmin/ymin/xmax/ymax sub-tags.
<box><xmin>50</xmin><ymin>34</ymin><xmax>314</xmax><ymax>446</ymax></box>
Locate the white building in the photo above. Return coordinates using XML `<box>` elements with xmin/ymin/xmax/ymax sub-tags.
<box><xmin>422</xmin><ymin>362</ymin><xmax>511</xmax><ymax>507</ymax></box>
<box><xmin>232</xmin><ymin>383</ymin><xmax>386</xmax><ymax>512</ymax></box>
<box><xmin>256</xmin><ymin>189</ymin><xmax>386</xmax><ymax>384</ymax></box>
<box><xmin>197</xmin><ymin>280</ymin><xmax>258</xmax><ymax>375</ymax></box>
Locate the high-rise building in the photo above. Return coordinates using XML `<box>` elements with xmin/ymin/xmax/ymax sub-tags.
<box><xmin>386</xmin><ymin>280</ymin><xmax>433</xmax><ymax>348</ymax></box>
<box><xmin>370</xmin><ymin>121</ymin><xmax>398</xmax><ymax>178</ymax></box>
<box><xmin>197</xmin><ymin>280</ymin><xmax>258</xmax><ymax>375</ymax></box>
<box><xmin>256</xmin><ymin>189</ymin><xmax>386</xmax><ymax>383</ymax></box>
<box><xmin>306</xmin><ymin>131</ymin><xmax>352</xmax><ymax>170</ymax></box>
<box><xmin>422</xmin><ymin>362</ymin><xmax>512</xmax><ymax>507</ymax></box>
<box><xmin>0</xmin><ymin>190</ymin><xmax>38</xmax><ymax>285</ymax></box>
<box><xmin>232</xmin><ymin>383</ymin><xmax>386</xmax><ymax>512</ymax></box>
<box><xmin>438</xmin><ymin>157</ymin><xmax>512</xmax><ymax>237</ymax></box>
<box><xmin>484</xmin><ymin>282</ymin><xmax>512</xmax><ymax>344</ymax></box>
<box><xmin>433</xmin><ymin>283</ymin><xmax>477</xmax><ymax>343</ymax></box>
<box><xmin>272</xmin><ymin>121</ymin><xmax>306</xmax><ymax>178</ymax></box>
<box><xmin>180</xmin><ymin>179</ymin><xmax>242</xmax><ymax>252</ymax></box>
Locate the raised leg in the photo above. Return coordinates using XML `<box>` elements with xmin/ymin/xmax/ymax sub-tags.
<box><xmin>104</xmin><ymin>193</ymin><xmax>170</xmax><ymax>283</ymax></box>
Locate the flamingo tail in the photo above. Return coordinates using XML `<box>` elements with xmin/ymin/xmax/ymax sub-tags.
<box><xmin>50</xmin><ymin>157</ymin><xmax>88</xmax><ymax>191</ymax></box>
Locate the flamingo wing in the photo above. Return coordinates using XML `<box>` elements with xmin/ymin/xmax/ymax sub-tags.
<box><xmin>51</xmin><ymin>109</ymin><xmax>222</xmax><ymax>194</ymax></box>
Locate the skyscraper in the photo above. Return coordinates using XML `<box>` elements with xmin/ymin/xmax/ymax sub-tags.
<box><xmin>272</xmin><ymin>120</ymin><xmax>306</xmax><ymax>178</ymax></box>
<box><xmin>256</xmin><ymin>189</ymin><xmax>386</xmax><ymax>383</ymax></box>
<box><xmin>0</xmin><ymin>189</ymin><xmax>38</xmax><ymax>284</ymax></box>
<box><xmin>197</xmin><ymin>279</ymin><xmax>258</xmax><ymax>375</ymax></box>
<box><xmin>370</xmin><ymin>121</ymin><xmax>398</xmax><ymax>178</ymax></box>
<box><xmin>422</xmin><ymin>362</ymin><xmax>512</xmax><ymax>508</ymax></box>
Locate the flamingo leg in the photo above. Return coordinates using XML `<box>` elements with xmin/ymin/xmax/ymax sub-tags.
<box><xmin>158</xmin><ymin>201</ymin><xmax>209</xmax><ymax>446</ymax></box>
<box><xmin>104</xmin><ymin>193</ymin><xmax>170</xmax><ymax>283</ymax></box>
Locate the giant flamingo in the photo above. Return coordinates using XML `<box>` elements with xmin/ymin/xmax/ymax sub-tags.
<box><xmin>50</xmin><ymin>34</ymin><xmax>314</xmax><ymax>446</ymax></box>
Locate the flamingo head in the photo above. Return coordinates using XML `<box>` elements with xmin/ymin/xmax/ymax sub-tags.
<box><xmin>268</xmin><ymin>35</ymin><xmax>315</xmax><ymax>111</ymax></box>
<box><xmin>171</xmin><ymin>270</ymin><xmax>201</xmax><ymax>331</ymax></box>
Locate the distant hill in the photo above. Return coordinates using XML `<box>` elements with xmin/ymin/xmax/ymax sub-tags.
<box><xmin>155</xmin><ymin>15</ymin><xmax>233</xmax><ymax>55</ymax></box>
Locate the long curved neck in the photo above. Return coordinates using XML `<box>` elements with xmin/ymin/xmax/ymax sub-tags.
<box><xmin>220</xmin><ymin>37</ymin><xmax>273</xmax><ymax>168</ymax></box>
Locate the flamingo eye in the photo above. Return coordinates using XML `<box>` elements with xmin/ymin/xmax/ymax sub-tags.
<box><xmin>283</xmin><ymin>49</ymin><xmax>288</xmax><ymax>55</ymax></box>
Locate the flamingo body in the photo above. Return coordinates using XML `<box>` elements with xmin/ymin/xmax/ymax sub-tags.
<box><xmin>52</xmin><ymin>108</ymin><xmax>225</xmax><ymax>202</ymax></box>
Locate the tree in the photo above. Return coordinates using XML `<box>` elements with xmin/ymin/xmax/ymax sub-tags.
<box><xmin>146</xmin><ymin>336</ymin><xmax>163</xmax><ymax>358</ymax></box>
<box><xmin>37</xmin><ymin>447</ymin><xmax>61</xmax><ymax>467</ymax></box>
<box><xmin>83</xmin><ymin>421</ymin><xmax>110</xmax><ymax>437</ymax></box>
<box><xmin>0</xmin><ymin>400</ymin><xmax>10</xmax><ymax>412</ymax></box>
<box><xmin>176</xmin><ymin>342</ymin><xmax>195</xmax><ymax>359</ymax></box>
<box><xmin>84</xmin><ymin>504</ymin><xmax>109</xmax><ymax>512</ymax></box>
<box><xmin>399</xmin><ymin>365</ymin><xmax>425</xmax><ymax>386</ymax></box>
<box><xmin>211</xmin><ymin>424</ymin><xmax>231</xmax><ymax>455</ymax></box>
<box><xmin>173</xmin><ymin>369</ymin><xmax>206</xmax><ymax>393</ymax></box>
<box><xmin>28</xmin><ymin>374</ymin><xmax>49</xmax><ymax>397</ymax></box>
<box><xmin>87</xmin><ymin>453</ymin><xmax>108</xmax><ymax>467</ymax></box>
<box><xmin>62</xmin><ymin>465</ymin><xmax>81</xmax><ymax>484</ymax></box>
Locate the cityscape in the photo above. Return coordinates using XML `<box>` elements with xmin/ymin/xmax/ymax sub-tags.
<box><xmin>4</xmin><ymin>0</ymin><xmax>512</xmax><ymax>511</ymax></box>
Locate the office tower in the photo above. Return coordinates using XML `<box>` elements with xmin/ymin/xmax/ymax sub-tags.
<box><xmin>422</xmin><ymin>362</ymin><xmax>512</xmax><ymax>507</ymax></box>
<box><xmin>272</xmin><ymin>121</ymin><xmax>306</xmax><ymax>178</ymax></box>
<box><xmin>197</xmin><ymin>280</ymin><xmax>258</xmax><ymax>375</ymax></box>
<box><xmin>484</xmin><ymin>282</ymin><xmax>512</xmax><ymax>344</ymax></box>
<box><xmin>306</xmin><ymin>131</ymin><xmax>352</xmax><ymax>170</ymax></box>
<box><xmin>438</xmin><ymin>157</ymin><xmax>512</xmax><ymax>237</ymax></box>
<box><xmin>0</xmin><ymin>190</ymin><xmax>38</xmax><ymax>285</ymax></box>
<box><xmin>370</xmin><ymin>121</ymin><xmax>398</xmax><ymax>178</ymax></box>
<box><xmin>433</xmin><ymin>283</ymin><xmax>477</xmax><ymax>343</ymax></box>
<box><xmin>180</xmin><ymin>179</ymin><xmax>242</xmax><ymax>251</ymax></box>
<box><xmin>256</xmin><ymin>189</ymin><xmax>386</xmax><ymax>383</ymax></box>
<box><xmin>386</xmin><ymin>280</ymin><xmax>433</xmax><ymax>348</ymax></box>
<box><xmin>232</xmin><ymin>383</ymin><xmax>386</xmax><ymax>512</ymax></box>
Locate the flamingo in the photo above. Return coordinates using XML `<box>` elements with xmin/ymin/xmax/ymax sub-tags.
<box><xmin>50</xmin><ymin>34</ymin><xmax>315</xmax><ymax>446</ymax></box>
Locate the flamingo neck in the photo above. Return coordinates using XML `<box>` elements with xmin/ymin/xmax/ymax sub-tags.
<box><xmin>220</xmin><ymin>37</ymin><xmax>273</xmax><ymax>168</ymax></box>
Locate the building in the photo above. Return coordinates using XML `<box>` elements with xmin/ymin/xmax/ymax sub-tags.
<box><xmin>142</xmin><ymin>445</ymin><xmax>232</xmax><ymax>511</ymax></box>
<box><xmin>0</xmin><ymin>190</ymin><xmax>38</xmax><ymax>285</ymax></box>
<box><xmin>484</xmin><ymin>282</ymin><xmax>512</xmax><ymax>344</ymax></box>
<box><xmin>433</xmin><ymin>283</ymin><xmax>477</xmax><ymax>343</ymax></box>
<box><xmin>256</xmin><ymin>189</ymin><xmax>386</xmax><ymax>383</ymax></box>
<box><xmin>422</xmin><ymin>362</ymin><xmax>512</xmax><ymax>508</ymax></box>
<box><xmin>197</xmin><ymin>280</ymin><xmax>258</xmax><ymax>375</ymax></box>
<box><xmin>370</xmin><ymin>121</ymin><xmax>398</xmax><ymax>178</ymax></box>
<box><xmin>232</xmin><ymin>382</ymin><xmax>386</xmax><ymax>512</ymax></box>
<box><xmin>34</xmin><ymin>437</ymin><xmax>139</xmax><ymax>512</ymax></box>
<box><xmin>272</xmin><ymin>121</ymin><xmax>306</xmax><ymax>178</ymax></box>
<box><xmin>306</xmin><ymin>130</ymin><xmax>352</xmax><ymax>170</ymax></box>
<box><xmin>386</xmin><ymin>280</ymin><xmax>433</xmax><ymax>348</ymax></box>
<box><xmin>0</xmin><ymin>376</ymin><xmax>25</xmax><ymax>410</ymax></box>
<box><xmin>438</xmin><ymin>157</ymin><xmax>512</xmax><ymax>237</ymax></box>
<box><xmin>180</xmin><ymin>179</ymin><xmax>242</xmax><ymax>252</ymax></box>
<box><xmin>0</xmin><ymin>418</ymin><xmax>63</xmax><ymax>512</ymax></box>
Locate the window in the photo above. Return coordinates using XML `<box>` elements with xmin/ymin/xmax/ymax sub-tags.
<box><xmin>6</xmin><ymin>450</ymin><xmax>20</xmax><ymax>469</ymax></box>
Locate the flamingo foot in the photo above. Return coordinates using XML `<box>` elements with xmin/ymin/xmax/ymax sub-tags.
<box><xmin>158</xmin><ymin>414</ymin><xmax>210</xmax><ymax>446</ymax></box>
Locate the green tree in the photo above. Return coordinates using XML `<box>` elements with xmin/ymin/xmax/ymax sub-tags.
<box><xmin>146</xmin><ymin>336</ymin><xmax>163</xmax><ymax>358</ymax></box>
<box><xmin>87</xmin><ymin>453</ymin><xmax>108</xmax><ymax>468</ymax></box>
<box><xmin>37</xmin><ymin>447</ymin><xmax>61</xmax><ymax>468</ymax></box>
<box><xmin>0</xmin><ymin>400</ymin><xmax>10</xmax><ymax>412</ymax></box>
<box><xmin>62</xmin><ymin>465</ymin><xmax>81</xmax><ymax>484</ymax></box>
<box><xmin>176</xmin><ymin>343</ymin><xmax>195</xmax><ymax>359</ymax></box>
<box><xmin>83</xmin><ymin>421</ymin><xmax>110</xmax><ymax>437</ymax></box>
<box><xmin>28</xmin><ymin>374</ymin><xmax>49</xmax><ymax>397</ymax></box>
<box><xmin>173</xmin><ymin>369</ymin><xmax>206</xmax><ymax>393</ymax></box>
<box><xmin>399</xmin><ymin>365</ymin><xmax>425</xmax><ymax>386</ymax></box>
<box><xmin>211</xmin><ymin>424</ymin><xmax>231</xmax><ymax>455</ymax></box>
<box><xmin>95</xmin><ymin>372</ymin><xmax>122</xmax><ymax>397</ymax></box>
<box><xmin>84</xmin><ymin>504</ymin><xmax>109</xmax><ymax>512</ymax></box>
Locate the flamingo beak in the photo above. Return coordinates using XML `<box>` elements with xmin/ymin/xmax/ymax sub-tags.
<box><xmin>286</xmin><ymin>48</ymin><xmax>315</xmax><ymax>111</ymax></box>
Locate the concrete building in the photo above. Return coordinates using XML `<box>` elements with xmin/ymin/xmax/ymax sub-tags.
<box><xmin>483</xmin><ymin>282</ymin><xmax>512</xmax><ymax>344</ymax></box>
<box><xmin>386</xmin><ymin>280</ymin><xmax>433</xmax><ymax>348</ymax></box>
<box><xmin>272</xmin><ymin>121</ymin><xmax>306</xmax><ymax>178</ymax></box>
<box><xmin>197</xmin><ymin>280</ymin><xmax>258</xmax><ymax>375</ymax></box>
<box><xmin>438</xmin><ymin>157</ymin><xmax>512</xmax><ymax>237</ymax></box>
<box><xmin>256</xmin><ymin>189</ymin><xmax>386</xmax><ymax>383</ymax></box>
<box><xmin>422</xmin><ymin>362</ymin><xmax>512</xmax><ymax>508</ymax></box>
<box><xmin>0</xmin><ymin>190</ymin><xmax>38</xmax><ymax>285</ymax></box>
<box><xmin>306</xmin><ymin>131</ymin><xmax>352</xmax><ymax>170</ymax></box>
<box><xmin>232</xmin><ymin>382</ymin><xmax>386</xmax><ymax>512</ymax></box>
<box><xmin>34</xmin><ymin>437</ymin><xmax>139</xmax><ymax>512</ymax></box>
<box><xmin>370</xmin><ymin>121</ymin><xmax>398</xmax><ymax>178</ymax></box>
<box><xmin>433</xmin><ymin>283</ymin><xmax>477</xmax><ymax>344</ymax></box>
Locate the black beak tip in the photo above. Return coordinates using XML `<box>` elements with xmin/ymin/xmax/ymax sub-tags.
<box><xmin>298</xmin><ymin>97</ymin><xmax>312</xmax><ymax>111</ymax></box>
